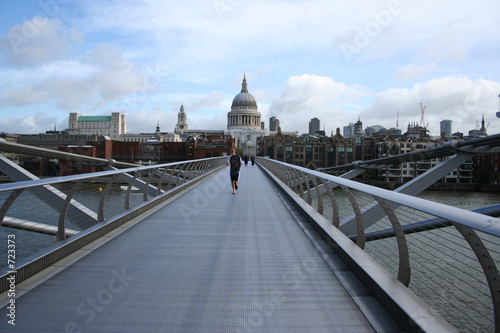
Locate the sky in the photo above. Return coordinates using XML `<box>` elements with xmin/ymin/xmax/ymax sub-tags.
<box><xmin>0</xmin><ymin>0</ymin><xmax>499</xmax><ymax>137</ymax></box>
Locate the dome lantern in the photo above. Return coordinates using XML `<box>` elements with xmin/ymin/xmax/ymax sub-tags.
<box><xmin>241</xmin><ymin>73</ymin><xmax>248</xmax><ymax>93</ymax></box>
<box><xmin>231</xmin><ymin>73</ymin><xmax>258</xmax><ymax>108</ymax></box>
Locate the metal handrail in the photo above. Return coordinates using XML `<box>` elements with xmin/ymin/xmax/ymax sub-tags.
<box><xmin>258</xmin><ymin>157</ymin><xmax>500</xmax><ymax>237</ymax></box>
<box><xmin>0</xmin><ymin>158</ymin><xmax>222</xmax><ymax>192</ymax></box>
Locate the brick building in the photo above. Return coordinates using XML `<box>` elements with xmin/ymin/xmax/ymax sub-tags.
<box><xmin>4</xmin><ymin>133</ymin><xmax>236</xmax><ymax>176</ymax></box>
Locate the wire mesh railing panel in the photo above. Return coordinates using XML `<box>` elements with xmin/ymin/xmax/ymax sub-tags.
<box><xmin>312</xmin><ymin>188</ymin><xmax>355</xmax><ymax>223</ymax></box>
<box><xmin>362</xmin><ymin>217</ymin><xmax>399</xmax><ymax>277</ymax></box>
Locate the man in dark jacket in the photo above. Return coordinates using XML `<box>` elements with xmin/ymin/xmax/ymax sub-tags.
<box><xmin>226</xmin><ymin>149</ymin><xmax>242</xmax><ymax>195</ymax></box>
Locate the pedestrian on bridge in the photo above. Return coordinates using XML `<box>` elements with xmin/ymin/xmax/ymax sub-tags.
<box><xmin>226</xmin><ymin>149</ymin><xmax>242</xmax><ymax>195</ymax></box>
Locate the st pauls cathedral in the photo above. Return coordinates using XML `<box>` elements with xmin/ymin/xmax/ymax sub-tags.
<box><xmin>174</xmin><ymin>74</ymin><xmax>273</xmax><ymax>156</ymax></box>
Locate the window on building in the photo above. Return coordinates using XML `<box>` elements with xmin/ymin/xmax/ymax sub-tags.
<box><xmin>338</xmin><ymin>147</ymin><xmax>345</xmax><ymax>165</ymax></box>
<box><xmin>277</xmin><ymin>146</ymin><xmax>284</xmax><ymax>161</ymax></box>
<box><xmin>286</xmin><ymin>147</ymin><xmax>293</xmax><ymax>163</ymax></box>
<box><xmin>267</xmin><ymin>147</ymin><xmax>274</xmax><ymax>158</ymax></box>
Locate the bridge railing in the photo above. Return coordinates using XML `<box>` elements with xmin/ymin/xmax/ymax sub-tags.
<box><xmin>257</xmin><ymin>156</ymin><xmax>500</xmax><ymax>333</ymax></box>
<box><xmin>0</xmin><ymin>157</ymin><xmax>227</xmax><ymax>291</ymax></box>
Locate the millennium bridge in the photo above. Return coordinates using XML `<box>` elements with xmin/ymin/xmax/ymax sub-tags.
<box><xmin>0</xmin><ymin>135</ymin><xmax>500</xmax><ymax>332</ymax></box>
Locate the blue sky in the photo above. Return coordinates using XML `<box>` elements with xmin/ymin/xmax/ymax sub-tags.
<box><xmin>0</xmin><ymin>0</ymin><xmax>499</xmax><ymax>136</ymax></box>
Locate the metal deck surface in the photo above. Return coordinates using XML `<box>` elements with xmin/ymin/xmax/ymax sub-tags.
<box><xmin>0</xmin><ymin>164</ymin><xmax>381</xmax><ymax>332</ymax></box>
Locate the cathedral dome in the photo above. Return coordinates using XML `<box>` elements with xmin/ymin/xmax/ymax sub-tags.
<box><xmin>231</xmin><ymin>92</ymin><xmax>257</xmax><ymax>107</ymax></box>
<box><xmin>231</xmin><ymin>74</ymin><xmax>257</xmax><ymax>108</ymax></box>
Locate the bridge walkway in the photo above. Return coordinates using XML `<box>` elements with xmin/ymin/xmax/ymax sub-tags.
<box><xmin>0</xmin><ymin>164</ymin><xmax>398</xmax><ymax>332</ymax></box>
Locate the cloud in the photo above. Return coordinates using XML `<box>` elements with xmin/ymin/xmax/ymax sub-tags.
<box><xmin>0</xmin><ymin>17</ymin><xmax>82</xmax><ymax>67</ymax></box>
<box><xmin>184</xmin><ymin>91</ymin><xmax>225</xmax><ymax>112</ymax></box>
<box><xmin>271</xmin><ymin>74</ymin><xmax>370</xmax><ymax>112</ymax></box>
<box><xmin>78</xmin><ymin>1</ymin><xmax>390</xmax><ymax>70</ymax></box>
<box><xmin>394</xmin><ymin>63</ymin><xmax>438</xmax><ymax>80</ymax></box>
<box><xmin>360</xmin><ymin>77</ymin><xmax>500</xmax><ymax>135</ymax></box>
<box><xmin>0</xmin><ymin>111</ymin><xmax>59</xmax><ymax>134</ymax></box>
<box><xmin>0</xmin><ymin>45</ymin><xmax>149</xmax><ymax>111</ymax></box>
<box><xmin>269</xmin><ymin>74</ymin><xmax>371</xmax><ymax>133</ymax></box>
<box><xmin>124</xmin><ymin>105</ymin><xmax>228</xmax><ymax>134</ymax></box>
<box><xmin>332</xmin><ymin>0</ymin><xmax>500</xmax><ymax>64</ymax></box>
<box><xmin>82</xmin><ymin>43</ymin><xmax>123</xmax><ymax>65</ymax></box>
<box><xmin>265</xmin><ymin>75</ymin><xmax>500</xmax><ymax>136</ymax></box>
<box><xmin>125</xmin><ymin>108</ymin><xmax>176</xmax><ymax>133</ymax></box>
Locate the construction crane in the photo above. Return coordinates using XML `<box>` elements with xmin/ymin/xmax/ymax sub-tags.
<box><xmin>497</xmin><ymin>93</ymin><xmax>500</xmax><ymax>118</ymax></box>
<box><xmin>396</xmin><ymin>108</ymin><xmax>399</xmax><ymax>129</ymax></box>
<box><xmin>420</xmin><ymin>103</ymin><xmax>427</xmax><ymax>128</ymax></box>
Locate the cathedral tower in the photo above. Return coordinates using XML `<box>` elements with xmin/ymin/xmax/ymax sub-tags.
<box><xmin>175</xmin><ymin>103</ymin><xmax>188</xmax><ymax>133</ymax></box>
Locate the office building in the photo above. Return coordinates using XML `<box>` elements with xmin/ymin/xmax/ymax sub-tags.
<box><xmin>440</xmin><ymin>120</ymin><xmax>453</xmax><ymax>137</ymax></box>
<box><xmin>309</xmin><ymin>118</ymin><xmax>320</xmax><ymax>136</ymax></box>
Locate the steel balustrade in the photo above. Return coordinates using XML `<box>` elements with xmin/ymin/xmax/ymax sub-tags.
<box><xmin>1</xmin><ymin>158</ymin><xmax>227</xmax><ymax>238</ymax></box>
<box><xmin>0</xmin><ymin>157</ymin><xmax>227</xmax><ymax>292</ymax></box>
<box><xmin>257</xmin><ymin>156</ymin><xmax>500</xmax><ymax>332</ymax></box>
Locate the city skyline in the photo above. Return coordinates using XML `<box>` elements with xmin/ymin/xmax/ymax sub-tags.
<box><xmin>0</xmin><ymin>1</ymin><xmax>499</xmax><ymax>137</ymax></box>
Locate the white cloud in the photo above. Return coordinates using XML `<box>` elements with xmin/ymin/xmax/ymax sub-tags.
<box><xmin>124</xmin><ymin>105</ymin><xmax>228</xmax><ymax>134</ymax></box>
<box><xmin>0</xmin><ymin>45</ymin><xmax>148</xmax><ymax>111</ymax></box>
<box><xmin>361</xmin><ymin>77</ymin><xmax>500</xmax><ymax>135</ymax></box>
<box><xmin>394</xmin><ymin>63</ymin><xmax>438</xmax><ymax>80</ymax></box>
<box><xmin>82</xmin><ymin>44</ymin><xmax>123</xmax><ymax>65</ymax></box>
<box><xmin>0</xmin><ymin>111</ymin><xmax>58</xmax><ymax>134</ymax></box>
<box><xmin>333</xmin><ymin>0</ymin><xmax>500</xmax><ymax>64</ymax></box>
<box><xmin>125</xmin><ymin>108</ymin><xmax>176</xmax><ymax>133</ymax></box>
<box><xmin>185</xmin><ymin>91</ymin><xmax>225</xmax><ymax>112</ymax></box>
<box><xmin>269</xmin><ymin>74</ymin><xmax>371</xmax><ymax>133</ymax></box>
<box><xmin>0</xmin><ymin>17</ymin><xmax>82</xmax><ymax>67</ymax></box>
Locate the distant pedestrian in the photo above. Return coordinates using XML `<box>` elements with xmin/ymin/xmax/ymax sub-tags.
<box><xmin>244</xmin><ymin>154</ymin><xmax>249</xmax><ymax>166</ymax></box>
<box><xmin>251</xmin><ymin>155</ymin><xmax>255</xmax><ymax>166</ymax></box>
<box><xmin>226</xmin><ymin>149</ymin><xmax>242</xmax><ymax>195</ymax></box>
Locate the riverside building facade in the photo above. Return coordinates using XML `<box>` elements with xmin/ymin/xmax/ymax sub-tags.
<box><xmin>258</xmin><ymin>126</ymin><xmax>474</xmax><ymax>184</ymax></box>
<box><xmin>258</xmin><ymin>128</ymin><xmax>376</xmax><ymax>169</ymax></box>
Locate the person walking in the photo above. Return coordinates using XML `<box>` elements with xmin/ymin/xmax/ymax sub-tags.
<box><xmin>226</xmin><ymin>149</ymin><xmax>242</xmax><ymax>195</ymax></box>
<box><xmin>251</xmin><ymin>155</ymin><xmax>255</xmax><ymax>166</ymax></box>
